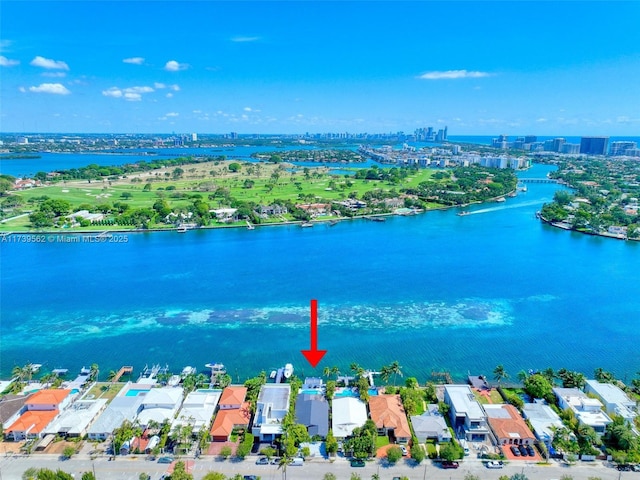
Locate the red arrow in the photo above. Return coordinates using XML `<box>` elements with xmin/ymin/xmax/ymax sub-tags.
<box><xmin>301</xmin><ymin>299</ymin><xmax>327</xmax><ymax>368</ymax></box>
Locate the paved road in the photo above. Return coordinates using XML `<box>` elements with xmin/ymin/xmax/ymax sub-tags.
<box><xmin>0</xmin><ymin>454</ymin><xmax>632</xmax><ymax>480</ymax></box>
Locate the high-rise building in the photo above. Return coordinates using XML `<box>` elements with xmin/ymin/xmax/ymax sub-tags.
<box><xmin>609</xmin><ymin>141</ymin><xmax>637</xmax><ymax>156</ymax></box>
<box><xmin>553</xmin><ymin>138</ymin><xmax>566</xmax><ymax>153</ymax></box>
<box><xmin>191</xmin><ymin>133</ymin><xmax>198</xmax><ymax>142</ymax></box>
<box><xmin>580</xmin><ymin>137</ymin><xmax>609</xmax><ymax>155</ymax></box>
<box><xmin>524</xmin><ymin>135</ymin><xmax>537</xmax><ymax>144</ymax></box>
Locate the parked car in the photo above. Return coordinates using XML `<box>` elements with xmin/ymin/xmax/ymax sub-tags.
<box><xmin>255</xmin><ymin>456</ymin><xmax>269</xmax><ymax>465</ymax></box>
<box><xmin>486</xmin><ymin>460</ymin><xmax>504</xmax><ymax>469</ymax></box>
<box><xmin>399</xmin><ymin>445</ymin><xmax>408</xmax><ymax>456</ymax></box>
<box><xmin>270</xmin><ymin>457</ymin><xmax>281</xmax><ymax>465</ymax></box>
<box><xmin>350</xmin><ymin>459</ymin><xmax>366</xmax><ymax>467</ymax></box>
<box><xmin>243</xmin><ymin>476</ymin><xmax>258</xmax><ymax>480</ymax></box>
<box><xmin>518</xmin><ymin>445</ymin><xmax>528</xmax><ymax>456</ymax></box>
<box><xmin>289</xmin><ymin>457</ymin><xmax>304</xmax><ymax>466</ymax></box>
<box><xmin>526</xmin><ymin>445</ymin><xmax>536</xmax><ymax>457</ymax></box>
<box><xmin>441</xmin><ymin>461</ymin><xmax>460</xmax><ymax>469</ymax></box>
<box><xmin>510</xmin><ymin>445</ymin><xmax>521</xmax><ymax>456</ymax></box>
<box><xmin>157</xmin><ymin>456</ymin><xmax>174</xmax><ymax>464</ymax></box>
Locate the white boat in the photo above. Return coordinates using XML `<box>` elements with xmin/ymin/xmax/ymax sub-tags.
<box><xmin>205</xmin><ymin>362</ymin><xmax>226</xmax><ymax>374</ymax></box>
<box><xmin>301</xmin><ymin>222</ymin><xmax>313</xmax><ymax>228</ymax></box>
<box><xmin>284</xmin><ymin>363</ymin><xmax>294</xmax><ymax>379</ymax></box>
<box><xmin>30</xmin><ymin>364</ymin><xmax>43</xmax><ymax>373</ymax></box>
<box><xmin>495</xmin><ymin>197</ymin><xmax>506</xmax><ymax>203</ymax></box>
<box><xmin>181</xmin><ymin>366</ymin><xmax>196</xmax><ymax>376</ymax></box>
<box><xmin>269</xmin><ymin>370</ymin><xmax>277</xmax><ymax>379</ymax></box>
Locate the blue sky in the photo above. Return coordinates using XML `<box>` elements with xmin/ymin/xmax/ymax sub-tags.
<box><xmin>1</xmin><ymin>1</ymin><xmax>639</xmax><ymax>135</ymax></box>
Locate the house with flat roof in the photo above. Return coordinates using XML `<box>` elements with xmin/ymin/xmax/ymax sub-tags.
<box><xmin>411</xmin><ymin>404</ymin><xmax>452</xmax><ymax>443</ymax></box>
<box><xmin>443</xmin><ymin>385</ymin><xmax>491</xmax><ymax>442</ymax></box>
<box><xmin>584</xmin><ymin>380</ymin><xmax>637</xmax><ymax>427</ymax></box>
<box><xmin>44</xmin><ymin>399</ymin><xmax>108</xmax><ymax>438</ymax></box>
<box><xmin>331</xmin><ymin>396</ymin><xmax>367</xmax><ymax>439</ymax></box>
<box><xmin>295</xmin><ymin>393</ymin><xmax>329</xmax><ymax>438</ymax></box>
<box><xmin>210</xmin><ymin>402</ymin><xmax>252</xmax><ymax>442</ymax></box>
<box><xmin>484</xmin><ymin>404</ymin><xmax>536</xmax><ymax>447</ymax></box>
<box><xmin>136</xmin><ymin>387</ymin><xmax>184</xmax><ymax>426</ymax></box>
<box><xmin>172</xmin><ymin>390</ymin><xmax>221</xmax><ymax>434</ymax></box>
<box><xmin>369</xmin><ymin>394</ymin><xmax>412</xmax><ymax>444</ymax></box>
<box><xmin>87</xmin><ymin>395</ymin><xmax>144</xmax><ymax>440</ymax></box>
<box><xmin>553</xmin><ymin>387</ymin><xmax>612</xmax><ymax>435</ymax></box>
<box><xmin>522</xmin><ymin>400</ymin><xmax>567</xmax><ymax>450</ymax></box>
<box><xmin>252</xmin><ymin>384</ymin><xmax>291</xmax><ymax>441</ymax></box>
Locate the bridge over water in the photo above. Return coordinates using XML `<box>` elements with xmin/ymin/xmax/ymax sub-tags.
<box><xmin>519</xmin><ymin>178</ymin><xmax>559</xmax><ymax>184</ymax></box>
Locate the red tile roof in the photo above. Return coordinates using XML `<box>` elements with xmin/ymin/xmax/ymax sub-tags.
<box><xmin>368</xmin><ymin>394</ymin><xmax>411</xmax><ymax>439</ymax></box>
<box><xmin>210</xmin><ymin>402</ymin><xmax>251</xmax><ymax>439</ymax></box>
<box><xmin>7</xmin><ymin>410</ymin><xmax>59</xmax><ymax>434</ymax></box>
<box><xmin>219</xmin><ymin>386</ymin><xmax>247</xmax><ymax>406</ymax></box>
<box><xmin>487</xmin><ymin>404</ymin><xmax>536</xmax><ymax>442</ymax></box>
<box><xmin>28</xmin><ymin>389</ymin><xmax>71</xmax><ymax>407</ymax></box>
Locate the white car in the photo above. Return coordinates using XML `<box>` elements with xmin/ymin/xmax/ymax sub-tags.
<box><xmin>486</xmin><ymin>460</ymin><xmax>504</xmax><ymax>469</ymax></box>
<box><xmin>399</xmin><ymin>445</ymin><xmax>408</xmax><ymax>456</ymax></box>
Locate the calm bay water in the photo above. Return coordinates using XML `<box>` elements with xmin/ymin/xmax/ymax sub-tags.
<box><xmin>2</xmin><ymin>164</ymin><xmax>639</xmax><ymax>382</ymax></box>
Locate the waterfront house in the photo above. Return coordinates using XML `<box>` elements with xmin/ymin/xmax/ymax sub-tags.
<box><xmin>0</xmin><ymin>393</ymin><xmax>34</xmax><ymax>437</ymax></box>
<box><xmin>209</xmin><ymin>402</ymin><xmax>251</xmax><ymax>442</ymax></box>
<box><xmin>251</xmin><ymin>384</ymin><xmax>291</xmax><ymax>441</ymax></box>
<box><xmin>172</xmin><ymin>389</ymin><xmax>221</xmax><ymax>434</ymax></box>
<box><xmin>44</xmin><ymin>399</ymin><xmax>108</xmax><ymax>438</ymax></box>
<box><xmin>443</xmin><ymin>385</ymin><xmax>492</xmax><ymax>442</ymax></box>
<box><xmin>331</xmin><ymin>396</ymin><xmax>367</xmax><ymax>439</ymax></box>
<box><xmin>295</xmin><ymin>393</ymin><xmax>329</xmax><ymax>438</ymax></box>
<box><xmin>87</xmin><ymin>395</ymin><xmax>144</xmax><ymax>441</ymax></box>
<box><xmin>484</xmin><ymin>404</ymin><xmax>536</xmax><ymax>449</ymax></box>
<box><xmin>256</xmin><ymin>204</ymin><xmax>288</xmax><ymax>217</ymax></box>
<box><xmin>584</xmin><ymin>380</ymin><xmax>637</xmax><ymax>428</ymax></box>
<box><xmin>4</xmin><ymin>390</ymin><xmax>71</xmax><ymax>441</ymax></box>
<box><xmin>218</xmin><ymin>386</ymin><xmax>247</xmax><ymax>410</ymax></box>
<box><xmin>522</xmin><ymin>400</ymin><xmax>567</xmax><ymax>451</ymax></box>
<box><xmin>136</xmin><ymin>387</ymin><xmax>184</xmax><ymax>426</ymax></box>
<box><xmin>368</xmin><ymin>394</ymin><xmax>412</xmax><ymax>444</ymax></box>
<box><xmin>411</xmin><ymin>404</ymin><xmax>452</xmax><ymax>443</ymax></box>
<box><xmin>553</xmin><ymin>387</ymin><xmax>612</xmax><ymax>435</ymax></box>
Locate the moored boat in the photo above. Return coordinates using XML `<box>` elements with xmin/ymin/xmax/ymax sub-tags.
<box><xmin>283</xmin><ymin>363</ymin><xmax>294</xmax><ymax>379</ymax></box>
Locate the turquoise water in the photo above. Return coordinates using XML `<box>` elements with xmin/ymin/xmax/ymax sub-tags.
<box><xmin>125</xmin><ymin>389</ymin><xmax>150</xmax><ymax>397</ymax></box>
<box><xmin>2</xmin><ymin>164</ymin><xmax>639</xmax><ymax>383</ymax></box>
<box><xmin>196</xmin><ymin>389</ymin><xmax>223</xmax><ymax>393</ymax></box>
<box><xmin>71</xmin><ymin>388</ymin><xmax>79</xmax><ymax>394</ymax></box>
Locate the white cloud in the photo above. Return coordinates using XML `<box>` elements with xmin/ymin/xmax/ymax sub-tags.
<box><xmin>166</xmin><ymin>93</ymin><xmax>173</xmax><ymax>98</ymax></box>
<box><xmin>18</xmin><ymin>86</ymin><xmax>26</xmax><ymax>93</ymax></box>
<box><xmin>536</xmin><ymin>118</ymin><xmax>548</xmax><ymax>123</ymax></box>
<box><xmin>30</xmin><ymin>56</ymin><xmax>69</xmax><ymax>70</ymax></box>
<box><xmin>166</xmin><ymin>112</ymin><xmax>179</xmax><ymax>117</ymax></box>
<box><xmin>170</xmin><ymin>84</ymin><xmax>180</xmax><ymax>91</ymax></box>
<box><xmin>0</xmin><ymin>55</ymin><xmax>19</xmax><ymax>67</ymax></box>
<box><xmin>154</xmin><ymin>82</ymin><xmax>180</xmax><ymax>91</ymax></box>
<box><xmin>244</xmin><ymin>107</ymin><xmax>253</xmax><ymax>112</ymax></box>
<box><xmin>125</xmin><ymin>86</ymin><xmax>154</xmax><ymax>94</ymax></box>
<box><xmin>164</xmin><ymin>60</ymin><xmax>188</xmax><ymax>71</ymax></box>
<box><xmin>123</xmin><ymin>57</ymin><xmax>145</xmax><ymax>65</ymax></box>
<box><xmin>28</xmin><ymin>83</ymin><xmax>71</xmax><ymax>95</ymax></box>
<box><xmin>102</xmin><ymin>87</ymin><xmax>123</xmax><ymax>98</ymax></box>
<box><xmin>418</xmin><ymin>70</ymin><xmax>491</xmax><ymax>80</ymax></box>
<box><xmin>154</xmin><ymin>82</ymin><xmax>166</xmax><ymax>89</ymax></box>
<box><xmin>42</xmin><ymin>72</ymin><xmax>66</xmax><ymax>78</ymax></box>
<box><xmin>0</xmin><ymin>40</ymin><xmax>13</xmax><ymax>52</ymax></box>
<box><xmin>231</xmin><ymin>36</ymin><xmax>261</xmax><ymax>43</ymax></box>
<box><xmin>124</xmin><ymin>92</ymin><xmax>141</xmax><ymax>101</ymax></box>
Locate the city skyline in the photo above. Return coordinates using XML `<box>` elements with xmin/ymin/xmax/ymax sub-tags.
<box><xmin>1</xmin><ymin>1</ymin><xmax>639</xmax><ymax>135</ymax></box>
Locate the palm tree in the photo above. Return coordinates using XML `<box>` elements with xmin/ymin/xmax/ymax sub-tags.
<box><xmin>278</xmin><ymin>454</ymin><xmax>291</xmax><ymax>480</ymax></box>
<box><xmin>380</xmin><ymin>365</ymin><xmax>391</xmax><ymax>385</ymax></box>
<box><xmin>89</xmin><ymin>363</ymin><xmax>99</xmax><ymax>382</ymax></box>
<box><xmin>493</xmin><ymin>364</ymin><xmax>508</xmax><ymax>385</ymax></box>
<box><xmin>517</xmin><ymin>370</ymin><xmax>529</xmax><ymax>383</ymax></box>
<box><xmin>11</xmin><ymin>364</ymin><xmax>25</xmax><ymax>382</ymax></box>
<box><xmin>107</xmin><ymin>370</ymin><xmax>117</xmax><ymax>382</ymax></box>
<box><xmin>389</xmin><ymin>360</ymin><xmax>403</xmax><ymax>386</ymax></box>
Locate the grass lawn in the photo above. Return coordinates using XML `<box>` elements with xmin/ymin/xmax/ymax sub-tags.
<box><xmin>376</xmin><ymin>435</ymin><xmax>390</xmax><ymax>448</ymax></box>
<box><xmin>0</xmin><ymin>160</ymin><xmax>446</xmax><ymax>232</ymax></box>
<box><xmin>85</xmin><ymin>382</ymin><xmax>125</xmax><ymax>402</ymax></box>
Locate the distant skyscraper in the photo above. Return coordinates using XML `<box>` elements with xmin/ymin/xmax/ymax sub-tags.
<box><xmin>580</xmin><ymin>137</ymin><xmax>609</xmax><ymax>155</ymax></box>
<box><xmin>191</xmin><ymin>133</ymin><xmax>198</xmax><ymax>142</ymax></box>
<box><xmin>524</xmin><ymin>135</ymin><xmax>537</xmax><ymax>144</ymax></box>
<box><xmin>553</xmin><ymin>138</ymin><xmax>566</xmax><ymax>152</ymax></box>
<box><xmin>610</xmin><ymin>141</ymin><xmax>637</xmax><ymax>156</ymax></box>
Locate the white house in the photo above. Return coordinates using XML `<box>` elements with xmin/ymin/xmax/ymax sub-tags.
<box><xmin>331</xmin><ymin>397</ymin><xmax>367</xmax><ymax>439</ymax></box>
<box><xmin>172</xmin><ymin>389</ymin><xmax>221</xmax><ymax>434</ymax></box>
<box><xmin>443</xmin><ymin>385</ymin><xmax>492</xmax><ymax>442</ymax></box>
<box><xmin>251</xmin><ymin>384</ymin><xmax>291</xmax><ymax>441</ymax></box>
<box><xmin>411</xmin><ymin>404</ymin><xmax>452</xmax><ymax>443</ymax></box>
<box><xmin>136</xmin><ymin>387</ymin><xmax>184</xmax><ymax>426</ymax></box>
<box><xmin>584</xmin><ymin>380</ymin><xmax>637</xmax><ymax>427</ymax></box>
<box><xmin>87</xmin><ymin>395</ymin><xmax>144</xmax><ymax>441</ymax></box>
<box><xmin>522</xmin><ymin>400</ymin><xmax>566</xmax><ymax>450</ymax></box>
<box><xmin>553</xmin><ymin>387</ymin><xmax>612</xmax><ymax>435</ymax></box>
<box><xmin>44</xmin><ymin>399</ymin><xmax>108</xmax><ymax>438</ymax></box>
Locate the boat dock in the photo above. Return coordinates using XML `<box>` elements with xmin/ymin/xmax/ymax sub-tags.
<box><xmin>111</xmin><ymin>365</ymin><xmax>133</xmax><ymax>382</ymax></box>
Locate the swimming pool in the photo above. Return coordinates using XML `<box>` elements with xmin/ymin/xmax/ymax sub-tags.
<box><xmin>70</xmin><ymin>388</ymin><xmax>80</xmax><ymax>394</ymax></box>
<box><xmin>300</xmin><ymin>388</ymin><xmax>324</xmax><ymax>395</ymax></box>
<box><xmin>196</xmin><ymin>389</ymin><xmax>222</xmax><ymax>393</ymax></box>
<box><xmin>334</xmin><ymin>388</ymin><xmax>379</xmax><ymax>398</ymax></box>
<box><xmin>125</xmin><ymin>388</ymin><xmax>150</xmax><ymax>397</ymax></box>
